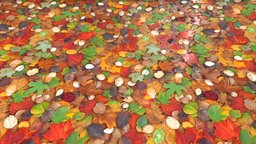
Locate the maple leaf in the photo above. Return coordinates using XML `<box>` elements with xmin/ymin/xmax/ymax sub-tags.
<box><xmin>43</xmin><ymin>121</ymin><xmax>74</xmax><ymax>142</ymax></box>
<box><xmin>163</xmin><ymin>82</ymin><xmax>185</xmax><ymax>96</ymax></box>
<box><xmin>0</xmin><ymin>128</ymin><xmax>35</xmax><ymax>144</ymax></box>
<box><xmin>9</xmin><ymin>98</ymin><xmax>34</xmax><ymax>115</ymax></box>
<box><xmin>146</xmin><ymin>44</ymin><xmax>160</xmax><ymax>55</ymax></box>
<box><xmin>213</xmin><ymin>119</ymin><xmax>241</xmax><ymax>140</ymax></box>
<box><xmin>156</xmin><ymin>91</ymin><xmax>171</xmax><ymax>105</ymax></box>
<box><xmin>175</xmin><ymin>128</ymin><xmax>202</xmax><ymax>144</ymax></box>
<box><xmin>123</xmin><ymin>114</ymin><xmax>146</xmax><ymax>144</ymax></box>
<box><xmin>28</xmin><ymin>81</ymin><xmax>50</xmax><ymax>95</ymax></box>
<box><xmin>51</xmin><ymin>106</ymin><xmax>71</xmax><ymax>124</ymax></box>
<box><xmin>160</xmin><ymin>98</ymin><xmax>182</xmax><ymax>115</ymax></box>
<box><xmin>35</xmin><ymin>40</ymin><xmax>52</xmax><ymax>52</ymax></box>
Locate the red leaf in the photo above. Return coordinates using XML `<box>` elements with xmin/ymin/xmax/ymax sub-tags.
<box><xmin>229</xmin><ymin>96</ymin><xmax>246</xmax><ymax>112</ymax></box>
<box><xmin>95</xmin><ymin>95</ymin><xmax>109</xmax><ymax>103</ymax></box>
<box><xmin>79</xmin><ymin>100</ymin><xmax>96</xmax><ymax>114</ymax></box>
<box><xmin>63</xmin><ymin>42</ymin><xmax>76</xmax><ymax>50</ymax></box>
<box><xmin>238</xmin><ymin>91</ymin><xmax>255</xmax><ymax>99</ymax></box>
<box><xmin>43</xmin><ymin>121</ymin><xmax>74</xmax><ymax>142</ymax></box>
<box><xmin>9</xmin><ymin>97</ymin><xmax>34</xmax><ymax>115</ymax></box>
<box><xmin>120</xmin><ymin>67</ymin><xmax>130</xmax><ymax>77</ymax></box>
<box><xmin>170</xmin><ymin>43</ymin><xmax>182</xmax><ymax>50</ymax></box>
<box><xmin>244</xmin><ymin>61</ymin><xmax>256</xmax><ymax>71</ymax></box>
<box><xmin>67</xmin><ymin>54</ymin><xmax>83</xmax><ymax>65</ymax></box>
<box><xmin>247</xmin><ymin>11</ymin><xmax>256</xmax><ymax>20</ymax></box>
<box><xmin>160</xmin><ymin>98</ymin><xmax>182</xmax><ymax>115</ymax></box>
<box><xmin>202</xmin><ymin>91</ymin><xmax>218</xmax><ymax>101</ymax></box>
<box><xmin>124</xmin><ymin>114</ymin><xmax>146</xmax><ymax>144</ymax></box>
<box><xmin>175</xmin><ymin>128</ymin><xmax>202</xmax><ymax>144</ymax></box>
<box><xmin>179</xmin><ymin>30</ymin><xmax>195</xmax><ymax>39</ymax></box>
<box><xmin>181</xmin><ymin>53</ymin><xmax>199</xmax><ymax>66</ymax></box>
<box><xmin>79</xmin><ymin>32</ymin><xmax>95</xmax><ymax>40</ymax></box>
<box><xmin>0</xmin><ymin>128</ymin><xmax>34</xmax><ymax>144</ymax></box>
<box><xmin>213</xmin><ymin>119</ymin><xmax>240</xmax><ymax>140</ymax></box>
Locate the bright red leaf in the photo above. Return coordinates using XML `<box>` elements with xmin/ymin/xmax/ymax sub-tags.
<box><xmin>229</xmin><ymin>96</ymin><xmax>246</xmax><ymax>112</ymax></box>
<box><xmin>43</xmin><ymin>121</ymin><xmax>74</xmax><ymax>142</ymax></box>
<box><xmin>175</xmin><ymin>128</ymin><xmax>202</xmax><ymax>144</ymax></box>
<box><xmin>9</xmin><ymin>97</ymin><xmax>34</xmax><ymax>115</ymax></box>
<box><xmin>67</xmin><ymin>54</ymin><xmax>83</xmax><ymax>65</ymax></box>
<box><xmin>160</xmin><ymin>98</ymin><xmax>182</xmax><ymax>115</ymax></box>
<box><xmin>0</xmin><ymin>128</ymin><xmax>35</xmax><ymax>144</ymax></box>
<box><xmin>213</xmin><ymin>119</ymin><xmax>241</xmax><ymax>140</ymax></box>
<box><xmin>124</xmin><ymin>113</ymin><xmax>146</xmax><ymax>144</ymax></box>
<box><xmin>79</xmin><ymin>32</ymin><xmax>95</xmax><ymax>41</ymax></box>
<box><xmin>79</xmin><ymin>100</ymin><xmax>97</xmax><ymax>114</ymax></box>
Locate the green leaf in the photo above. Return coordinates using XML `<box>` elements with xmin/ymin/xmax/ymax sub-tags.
<box><xmin>34</xmin><ymin>51</ymin><xmax>53</xmax><ymax>58</ymax></box>
<box><xmin>193</xmin><ymin>33</ymin><xmax>209</xmax><ymax>43</ymax></box>
<box><xmin>48</xmin><ymin>77</ymin><xmax>60</xmax><ymax>88</ymax></box>
<box><xmin>80</xmin><ymin>25</ymin><xmax>91</xmax><ymax>32</ymax></box>
<box><xmin>251</xmin><ymin>44</ymin><xmax>256</xmax><ymax>52</ymax></box>
<box><xmin>153</xmin><ymin>128</ymin><xmax>165</xmax><ymax>144</ymax></box>
<box><xmin>67</xmin><ymin>22</ymin><xmax>78</xmax><ymax>28</ymax></box>
<box><xmin>129</xmin><ymin>73</ymin><xmax>144</xmax><ymax>82</ymax></box>
<box><xmin>146</xmin><ymin>44</ymin><xmax>160</xmax><ymax>55</ymax></box>
<box><xmin>207</xmin><ymin>105</ymin><xmax>226</xmax><ymax>122</ymax></box>
<box><xmin>90</xmin><ymin>36</ymin><xmax>104</xmax><ymax>47</ymax></box>
<box><xmin>73</xmin><ymin>112</ymin><xmax>86</xmax><ymax>121</ymax></box>
<box><xmin>0</xmin><ymin>50</ymin><xmax>6</xmax><ymax>56</ymax></box>
<box><xmin>229</xmin><ymin>110</ymin><xmax>242</xmax><ymax>118</ymax></box>
<box><xmin>61</xmin><ymin>11</ymin><xmax>76</xmax><ymax>18</ymax></box>
<box><xmin>163</xmin><ymin>82</ymin><xmax>185</xmax><ymax>96</ymax></box>
<box><xmin>31</xmin><ymin>104</ymin><xmax>45</xmax><ymax>115</ymax></box>
<box><xmin>177</xmin><ymin>24</ymin><xmax>186</xmax><ymax>32</ymax></box>
<box><xmin>123</xmin><ymin>88</ymin><xmax>133</xmax><ymax>96</ymax></box>
<box><xmin>129</xmin><ymin>102</ymin><xmax>145</xmax><ymax>115</ymax></box>
<box><xmin>240</xmin><ymin>129</ymin><xmax>255</xmax><ymax>144</ymax></box>
<box><xmin>181</xmin><ymin>77</ymin><xmax>192</xmax><ymax>88</ymax></box>
<box><xmin>0</xmin><ymin>68</ymin><xmax>16</xmax><ymax>79</ymax></box>
<box><xmin>156</xmin><ymin>92</ymin><xmax>171</xmax><ymax>105</ymax></box>
<box><xmin>65</xmin><ymin>131</ymin><xmax>89</xmax><ymax>144</ymax></box>
<box><xmin>28</xmin><ymin>81</ymin><xmax>50</xmax><ymax>95</ymax></box>
<box><xmin>12</xmin><ymin>89</ymin><xmax>28</xmax><ymax>103</ymax></box>
<box><xmin>61</xmin><ymin>67</ymin><xmax>70</xmax><ymax>75</ymax></box>
<box><xmin>35</xmin><ymin>40</ymin><xmax>52</xmax><ymax>52</ymax></box>
<box><xmin>137</xmin><ymin>116</ymin><xmax>148</xmax><ymax>128</ymax></box>
<box><xmin>81</xmin><ymin>46</ymin><xmax>97</xmax><ymax>58</ymax></box>
<box><xmin>191</xmin><ymin>44</ymin><xmax>208</xmax><ymax>55</ymax></box>
<box><xmin>183</xmin><ymin>102</ymin><xmax>198</xmax><ymax>115</ymax></box>
<box><xmin>51</xmin><ymin>106</ymin><xmax>71</xmax><ymax>123</ymax></box>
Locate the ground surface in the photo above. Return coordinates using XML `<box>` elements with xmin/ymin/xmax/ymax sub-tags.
<box><xmin>0</xmin><ymin>0</ymin><xmax>256</xmax><ymax>144</ymax></box>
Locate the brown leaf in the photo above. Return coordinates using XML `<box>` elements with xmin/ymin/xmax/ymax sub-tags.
<box><xmin>98</xmin><ymin>112</ymin><xmax>117</xmax><ymax>128</ymax></box>
<box><xmin>158</xmin><ymin>61</ymin><xmax>174</xmax><ymax>72</ymax></box>
<box><xmin>38</xmin><ymin>59</ymin><xmax>55</xmax><ymax>70</ymax></box>
<box><xmin>145</xmin><ymin>102</ymin><xmax>165</xmax><ymax>125</ymax></box>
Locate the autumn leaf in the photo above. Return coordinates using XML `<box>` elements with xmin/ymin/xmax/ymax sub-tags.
<box><xmin>175</xmin><ymin>128</ymin><xmax>202</xmax><ymax>144</ymax></box>
<box><xmin>9</xmin><ymin>98</ymin><xmax>34</xmax><ymax>115</ymax></box>
<box><xmin>43</xmin><ymin>121</ymin><xmax>74</xmax><ymax>142</ymax></box>
<box><xmin>123</xmin><ymin>114</ymin><xmax>146</xmax><ymax>144</ymax></box>
<box><xmin>160</xmin><ymin>98</ymin><xmax>182</xmax><ymax>115</ymax></box>
<box><xmin>0</xmin><ymin>128</ymin><xmax>35</xmax><ymax>144</ymax></box>
<box><xmin>213</xmin><ymin>119</ymin><xmax>241</xmax><ymax>140</ymax></box>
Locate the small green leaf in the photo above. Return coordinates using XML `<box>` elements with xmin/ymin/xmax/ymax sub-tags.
<box><xmin>35</xmin><ymin>40</ymin><xmax>52</xmax><ymax>52</ymax></box>
<box><xmin>239</xmin><ymin>129</ymin><xmax>254</xmax><ymax>144</ymax></box>
<box><xmin>137</xmin><ymin>116</ymin><xmax>148</xmax><ymax>128</ymax></box>
<box><xmin>48</xmin><ymin>77</ymin><xmax>60</xmax><ymax>88</ymax></box>
<box><xmin>177</xmin><ymin>24</ymin><xmax>186</xmax><ymax>32</ymax></box>
<box><xmin>229</xmin><ymin>110</ymin><xmax>242</xmax><ymax>118</ymax></box>
<box><xmin>51</xmin><ymin>106</ymin><xmax>71</xmax><ymax>123</ymax></box>
<box><xmin>80</xmin><ymin>25</ymin><xmax>91</xmax><ymax>32</ymax></box>
<box><xmin>31</xmin><ymin>104</ymin><xmax>45</xmax><ymax>115</ymax></box>
<box><xmin>183</xmin><ymin>102</ymin><xmax>198</xmax><ymax>115</ymax></box>
<box><xmin>153</xmin><ymin>128</ymin><xmax>165</xmax><ymax>144</ymax></box>
<box><xmin>191</xmin><ymin>44</ymin><xmax>208</xmax><ymax>55</ymax></box>
<box><xmin>129</xmin><ymin>73</ymin><xmax>144</xmax><ymax>82</ymax></box>
<box><xmin>146</xmin><ymin>44</ymin><xmax>160</xmax><ymax>55</ymax></box>
<box><xmin>65</xmin><ymin>131</ymin><xmax>89</xmax><ymax>144</ymax></box>
<box><xmin>129</xmin><ymin>102</ymin><xmax>145</xmax><ymax>115</ymax></box>
<box><xmin>73</xmin><ymin>112</ymin><xmax>86</xmax><ymax>121</ymax></box>
<box><xmin>0</xmin><ymin>68</ymin><xmax>16</xmax><ymax>79</ymax></box>
<box><xmin>156</xmin><ymin>92</ymin><xmax>171</xmax><ymax>105</ymax></box>
<box><xmin>207</xmin><ymin>105</ymin><xmax>225</xmax><ymax>122</ymax></box>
